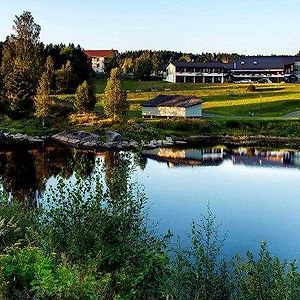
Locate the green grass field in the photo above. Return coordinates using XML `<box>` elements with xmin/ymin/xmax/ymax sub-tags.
<box><xmin>93</xmin><ymin>79</ymin><xmax>300</xmax><ymax>118</ymax></box>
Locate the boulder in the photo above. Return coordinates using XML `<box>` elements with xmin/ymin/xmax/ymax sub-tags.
<box><xmin>106</xmin><ymin>131</ymin><xmax>122</xmax><ymax>142</ymax></box>
<box><xmin>52</xmin><ymin>131</ymin><xmax>101</xmax><ymax>148</ymax></box>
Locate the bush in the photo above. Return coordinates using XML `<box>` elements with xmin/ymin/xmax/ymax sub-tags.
<box><xmin>74</xmin><ymin>81</ymin><xmax>97</xmax><ymax>112</ymax></box>
<box><xmin>0</xmin><ymin>247</ymin><xmax>100</xmax><ymax>299</ymax></box>
<box><xmin>68</xmin><ymin>112</ymin><xmax>113</xmax><ymax>126</ymax></box>
<box><xmin>0</xmin><ymin>196</ymin><xmax>35</xmax><ymax>253</ymax></box>
<box><xmin>247</xmin><ymin>84</ymin><xmax>257</xmax><ymax>92</ymax></box>
<box><xmin>38</xmin><ymin>163</ymin><xmax>170</xmax><ymax>298</ymax></box>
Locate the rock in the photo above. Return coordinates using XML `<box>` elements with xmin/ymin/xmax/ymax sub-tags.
<box><xmin>82</xmin><ymin>141</ymin><xmax>98</xmax><ymax>148</ymax></box>
<box><xmin>52</xmin><ymin>131</ymin><xmax>101</xmax><ymax>148</ymax></box>
<box><xmin>106</xmin><ymin>131</ymin><xmax>122</xmax><ymax>142</ymax></box>
<box><xmin>162</xmin><ymin>140</ymin><xmax>174</xmax><ymax>146</ymax></box>
<box><xmin>102</xmin><ymin>141</ymin><xmax>119</xmax><ymax>148</ymax></box>
<box><xmin>0</xmin><ymin>131</ymin><xmax>46</xmax><ymax>144</ymax></box>
<box><xmin>122</xmin><ymin>141</ymin><xmax>129</xmax><ymax>148</ymax></box>
<box><xmin>129</xmin><ymin>140</ymin><xmax>139</xmax><ymax>148</ymax></box>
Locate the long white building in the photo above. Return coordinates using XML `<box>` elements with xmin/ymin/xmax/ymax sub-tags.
<box><xmin>165</xmin><ymin>61</ymin><xmax>227</xmax><ymax>84</ymax></box>
<box><xmin>165</xmin><ymin>56</ymin><xmax>300</xmax><ymax>84</ymax></box>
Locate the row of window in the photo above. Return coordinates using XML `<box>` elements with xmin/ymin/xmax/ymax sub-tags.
<box><xmin>176</xmin><ymin>67</ymin><xmax>224</xmax><ymax>73</ymax></box>
<box><xmin>233</xmin><ymin>72</ymin><xmax>284</xmax><ymax>76</ymax></box>
<box><xmin>176</xmin><ymin>76</ymin><xmax>223</xmax><ymax>83</ymax></box>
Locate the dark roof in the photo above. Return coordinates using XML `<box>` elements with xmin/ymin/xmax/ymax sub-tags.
<box><xmin>232</xmin><ymin>56</ymin><xmax>300</xmax><ymax>70</ymax></box>
<box><xmin>84</xmin><ymin>50</ymin><xmax>118</xmax><ymax>58</ymax></box>
<box><xmin>141</xmin><ymin>95</ymin><xmax>202</xmax><ymax>108</ymax></box>
<box><xmin>171</xmin><ymin>61</ymin><xmax>226</xmax><ymax>69</ymax></box>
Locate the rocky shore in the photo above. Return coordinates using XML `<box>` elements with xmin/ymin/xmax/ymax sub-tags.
<box><xmin>51</xmin><ymin>131</ymin><xmax>184</xmax><ymax>149</ymax></box>
<box><xmin>0</xmin><ymin>130</ymin><xmax>186</xmax><ymax>149</ymax></box>
<box><xmin>2</xmin><ymin>130</ymin><xmax>300</xmax><ymax>149</ymax></box>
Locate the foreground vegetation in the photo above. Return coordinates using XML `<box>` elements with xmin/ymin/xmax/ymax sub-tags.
<box><xmin>0</xmin><ymin>156</ymin><xmax>300</xmax><ymax>300</ymax></box>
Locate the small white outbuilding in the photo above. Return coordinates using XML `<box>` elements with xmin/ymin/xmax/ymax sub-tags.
<box><xmin>141</xmin><ymin>95</ymin><xmax>203</xmax><ymax>118</ymax></box>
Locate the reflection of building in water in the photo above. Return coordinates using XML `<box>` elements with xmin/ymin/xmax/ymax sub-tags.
<box><xmin>143</xmin><ymin>147</ymin><xmax>224</xmax><ymax>167</ymax></box>
<box><xmin>291</xmin><ymin>152</ymin><xmax>300</xmax><ymax>167</ymax></box>
<box><xmin>232</xmin><ymin>148</ymin><xmax>295</xmax><ymax>168</ymax></box>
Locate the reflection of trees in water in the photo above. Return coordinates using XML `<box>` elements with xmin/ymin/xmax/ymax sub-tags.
<box><xmin>73</xmin><ymin>150</ymin><xmax>96</xmax><ymax>179</ymax></box>
<box><xmin>133</xmin><ymin>152</ymin><xmax>148</xmax><ymax>171</ymax></box>
<box><xmin>104</xmin><ymin>152</ymin><xmax>132</xmax><ymax>201</ymax></box>
<box><xmin>0</xmin><ymin>150</ymin><xmax>37</xmax><ymax>206</ymax></box>
<box><xmin>0</xmin><ymin>145</ymin><xmax>97</xmax><ymax>207</ymax></box>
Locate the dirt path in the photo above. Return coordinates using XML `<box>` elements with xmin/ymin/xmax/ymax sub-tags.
<box><xmin>283</xmin><ymin>111</ymin><xmax>300</xmax><ymax>119</ymax></box>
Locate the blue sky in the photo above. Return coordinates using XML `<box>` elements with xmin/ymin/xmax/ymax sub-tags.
<box><xmin>0</xmin><ymin>0</ymin><xmax>299</xmax><ymax>55</ymax></box>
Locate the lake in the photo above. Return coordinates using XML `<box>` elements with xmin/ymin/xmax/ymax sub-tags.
<box><xmin>1</xmin><ymin>142</ymin><xmax>300</xmax><ymax>261</ymax></box>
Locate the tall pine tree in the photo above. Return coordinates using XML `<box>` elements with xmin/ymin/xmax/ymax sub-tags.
<box><xmin>103</xmin><ymin>68</ymin><xmax>128</xmax><ymax>120</ymax></box>
<box><xmin>56</xmin><ymin>60</ymin><xmax>72</xmax><ymax>93</ymax></box>
<box><xmin>1</xmin><ymin>11</ymin><xmax>42</xmax><ymax>116</ymax></box>
<box><xmin>34</xmin><ymin>71</ymin><xmax>51</xmax><ymax>126</ymax></box>
<box><xmin>44</xmin><ymin>56</ymin><xmax>55</xmax><ymax>91</ymax></box>
<box><xmin>74</xmin><ymin>81</ymin><xmax>96</xmax><ymax>112</ymax></box>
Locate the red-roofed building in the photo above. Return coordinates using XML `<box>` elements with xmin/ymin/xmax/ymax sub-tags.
<box><xmin>84</xmin><ymin>49</ymin><xmax>118</xmax><ymax>73</ymax></box>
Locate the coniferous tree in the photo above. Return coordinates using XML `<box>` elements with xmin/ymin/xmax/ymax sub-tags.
<box><xmin>134</xmin><ymin>52</ymin><xmax>152</xmax><ymax>80</ymax></box>
<box><xmin>1</xmin><ymin>11</ymin><xmax>42</xmax><ymax>116</ymax></box>
<box><xmin>5</xmin><ymin>59</ymin><xmax>37</xmax><ymax>116</ymax></box>
<box><xmin>56</xmin><ymin>60</ymin><xmax>72</xmax><ymax>93</ymax></box>
<box><xmin>44</xmin><ymin>56</ymin><xmax>55</xmax><ymax>91</ymax></box>
<box><xmin>121</xmin><ymin>58</ymin><xmax>134</xmax><ymax>75</ymax></box>
<box><xmin>103</xmin><ymin>68</ymin><xmax>128</xmax><ymax>119</ymax></box>
<box><xmin>105</xmin><ymin>54</ymin><xmax>119</xmax><ymax>76</ymax></box>
<box><xmin>179</xmin><ymin>54</ymin><xmax>192</xmax><ymax>62</ymax></box>
<box><xmin>34</xmin><ymin>71</ymin><xmax>51</xmax><ymax>126</ymax></box>
<box><xmin>74</xmin><ymin>81</ymin><xmax>96</xmax><ymax>112</ymax></box>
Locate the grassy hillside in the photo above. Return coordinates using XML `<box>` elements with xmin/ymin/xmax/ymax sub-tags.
<box><xmin>93</xmin><ymin>79</ymin><xmax>300</xmax><ymax>118</ymax></box>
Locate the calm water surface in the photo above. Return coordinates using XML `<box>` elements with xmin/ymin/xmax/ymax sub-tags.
<box><xmin>1</xmin><ymin>143</ymin><xmax>300</xmax><ymax>260</ymax></box>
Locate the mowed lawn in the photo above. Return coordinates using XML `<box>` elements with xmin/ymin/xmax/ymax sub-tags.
<box><xmin>93</xmin><ymin>79</ymin><xmax>300</xmax><ymax>118</ymax></box>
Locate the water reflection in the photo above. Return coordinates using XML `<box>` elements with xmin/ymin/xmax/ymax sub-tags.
<box><xmin>0</xmin><ymin>145</ymin><xmax>98</xmax><ymax>206</ymax></box>
<box><xmin>1</xmin><ymin>143</ymin><xmax>300</xmax><ymax>205</ymax></box>
<box><xmin>143</xmin><ymin>146</ymin><xmax>300</xmax><ymax>169</ymax></box>
<box><xmin>0</xmin><ymin>145</ymin><xmax>300</xmax><ymax>206</ymax></box>
<box><xmin>1</xmin><ymin>143</ymin><xmax>300</xmax><ymax>259</ymax></box>
<box><xmin>143</xmin><ymin>147</ymin><xmax>224</xmax><ymax>167</ymax></box>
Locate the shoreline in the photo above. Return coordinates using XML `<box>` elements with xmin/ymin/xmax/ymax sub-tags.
<box><xmin>2</xmin><ymin>130</ymin><xmax>300</xmax><ymax>149</ymax></box>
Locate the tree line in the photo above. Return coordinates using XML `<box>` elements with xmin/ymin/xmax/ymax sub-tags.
<box><xmin>0</xmin><ymin>11</ymin><xmax>128</xmax><ymax>122</ymax></box>
<box><xmin>104</xmin><ymin>50</ymin><xmax>242</xmax><ymax>80</ymax></box>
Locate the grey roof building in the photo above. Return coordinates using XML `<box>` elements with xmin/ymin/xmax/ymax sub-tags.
<box><xmin>141</xmin><ymin>95</ymin><xmax>203</xmax><ymax>118</ymax></box>
<box><xmin>165</xmin><ymin>56</ymin><xmax>300</xmax><ymax>83</ymax></box>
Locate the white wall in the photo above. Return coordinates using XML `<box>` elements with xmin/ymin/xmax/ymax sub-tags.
<box><xmin>142</xmin><ymin>104</ymin><xmax>202</xmax><ymax>118</ymax></box>
<box><xmin>91</xmin><ymin>57</ymin><xmax>105</xmax><ymax>73</ymax></box>
<box><xmin>185</xmin><ymin>104</ymin><xmax>202</xmax><ymax>117</ymax></box>
<box><xmin>295</xmin><ymin>62</ymin><xmax>300</xmax><ymax>80</ymax></box>
<box><xmin>165</xmin><ymin>63</ymin><xmax>176</xmax><ymax>83</ymax></box>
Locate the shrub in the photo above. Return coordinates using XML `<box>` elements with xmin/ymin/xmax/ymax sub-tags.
<box><xmin>247</xmin><ymin>84</ymin><xmax>257</xmax><ymax>92</ymax></box>
<box><xmin>68</xmin><ymin>112</ymin><xmax>114</xmax><ymax>126</ymax></box>
<box><xmin>74</xmin><ymin>81</ymin><xmax>97</xmax><ymax>112</ymax></box>
<box><xmin>38</xmin><ymin>162</ymin><xmax>170</xmax><ymax>298</ymax></box>
<box><xmin>0</xmin><ymin>247</ymin><xmax>100</xmax><ymax>299</ymax></box>
<box><xmin>0</xmin><ymin>196</ymin><xmax>35</xmax><ymax>253</ymax></box>
<box><xmin>169</xmin><ymin>204</ymin><xmax>230</xmax><ymax>300</ymax></box>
